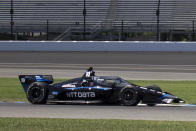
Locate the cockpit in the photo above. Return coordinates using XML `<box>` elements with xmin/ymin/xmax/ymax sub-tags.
<box><xmin>92</xmin><ymin>76</ymin><xmax>130</xmax><ymax>87</ymax></box>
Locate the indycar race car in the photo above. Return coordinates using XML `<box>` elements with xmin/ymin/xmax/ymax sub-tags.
<box><xmin>18</xmin><ymin>71</ymin><xmax>185</xmax><ymax>106</ymax></box>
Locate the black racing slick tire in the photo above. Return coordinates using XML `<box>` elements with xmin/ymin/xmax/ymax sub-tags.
<box><xmin>27</xmin><ymin>82</ymin><xmax>49</xmax><ymax>104</ymax></box>
<box><xmin>120</xmin><ymin>88</ymin><xmax>140</xmax><ymax>106</ymax></box>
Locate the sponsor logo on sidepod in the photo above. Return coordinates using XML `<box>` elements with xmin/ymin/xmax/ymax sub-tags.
<box><xmin>66</xmin><ymin>92</ymin><xmax>95</xmax><ymax>98</ymax></box>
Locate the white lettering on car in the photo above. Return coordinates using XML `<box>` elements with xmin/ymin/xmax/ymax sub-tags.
<box><xmin>66</xmin><ymin>92</ymin><xmax>96</xmax><ymax>98</ymax></box>
<box><xmin>62</xmin><ymin>84</ymin><xmax>76</xmax><ymax>88</ymax></box>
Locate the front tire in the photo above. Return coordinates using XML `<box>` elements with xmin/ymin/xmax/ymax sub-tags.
<box><xmin>27</xmin><ymin>82</ymin><xmax>49</xmax><ymax>104</ymax></box>
<box><xmin>120</xmin><ymin>88</ymin><xmax>140</xmax><ymax>106</ymax></box>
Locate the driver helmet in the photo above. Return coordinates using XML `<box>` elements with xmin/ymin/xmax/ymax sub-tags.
<box><xmin>88</xmin><ymin>67</ymin><xmax>93</xmax><ymax>71</ymax></box>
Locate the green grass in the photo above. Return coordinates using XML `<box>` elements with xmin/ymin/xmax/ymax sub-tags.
<box><xmin>1</xmin><ymin>78</ymin><xmax>196</xmax><ymax>104</ymax></box>
<box><xmin>0</xmin><ymin>117</ymin><xmax>196</xmax><ymax>131</ymax></box>
<box><xmin>0</xmin><ymin>78</ymin><xmax>26</xmax><ymax>102</ymax></box>
<box><xmin>1</xmin><ymin>79</ymin><xmax>196</xmax><ymax>130</ymax></box>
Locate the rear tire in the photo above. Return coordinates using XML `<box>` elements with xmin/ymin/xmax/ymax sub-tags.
<box><xmin>120</xmin><ymin>88</ymin><xmax>140</xmax><ymax>106</ymax></box>
<box><xmin>27</xmin><ymin>82</ymin><xmax>49</xmax><ymax>104</ymax></box>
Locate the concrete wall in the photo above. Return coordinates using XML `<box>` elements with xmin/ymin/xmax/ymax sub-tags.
<box><xmin>1</xmin><ymin>41</ymin><xmax>196</xmax><ymax>51</ymax></box>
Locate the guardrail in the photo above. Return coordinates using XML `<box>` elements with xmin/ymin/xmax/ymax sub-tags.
<box><xmin>1</xmin><ymin>41</ymin><xmax>196</xmax><ymax>52</ymax></box>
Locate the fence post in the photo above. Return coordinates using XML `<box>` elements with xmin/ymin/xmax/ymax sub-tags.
<box><xmin>10</xmin><ymin>0</ymin><xmax>14</xmax><ymax>40</ymax></box>
<box><xmin>156</xmin><ymin>0</ymin><xmax>160</xmax><ymax>41</ymax></box>
<box><xmin>46</xmin><ymin>20</ymin><xmax>49</xmax><ymax>40</ymax></box>
<box><xmin>121</xmin><ymin>20</ymin><xmax>124</xmax><ymax>41</ymax></box>
<box><xmin>83</xmin><ymin>0</ymin><xmax>86</xmax><ymax>40</ymax></box>
<box><xmin>192</xmin><ymin>20</ymin><xmax>195</xmax><ymax>41</ymax></box>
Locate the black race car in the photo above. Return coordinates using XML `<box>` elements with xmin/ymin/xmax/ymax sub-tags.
<box><xmin>19</xmin><ymin>72</ymin><xmax>185</xmax><ymax>106</ymax></box>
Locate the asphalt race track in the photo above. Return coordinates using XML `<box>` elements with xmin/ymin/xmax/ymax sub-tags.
<box><xmin>1</xmin><ymin>51</ymin><xmax>196</xmax><ymax>65</ymax></box>
<box><xmin>1</xmin><ymin>51</ymin><xmax>196</xmax><ymax>121</ymax></box>
<box><xmin>0</xmin><ymin>103</ymin><xmax>196</xmax><ymax>121</ymax></box>
<box><xmin>1</xmin><ymin>51</ymin><xmax>196</xmax><ymax>80</ymax></box>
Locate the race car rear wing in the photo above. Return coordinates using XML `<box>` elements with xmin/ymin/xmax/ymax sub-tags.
<box><xmin>18</xmin><ymin>75</ymin><xmax>53</xmax><ymax>93</ymax></box>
